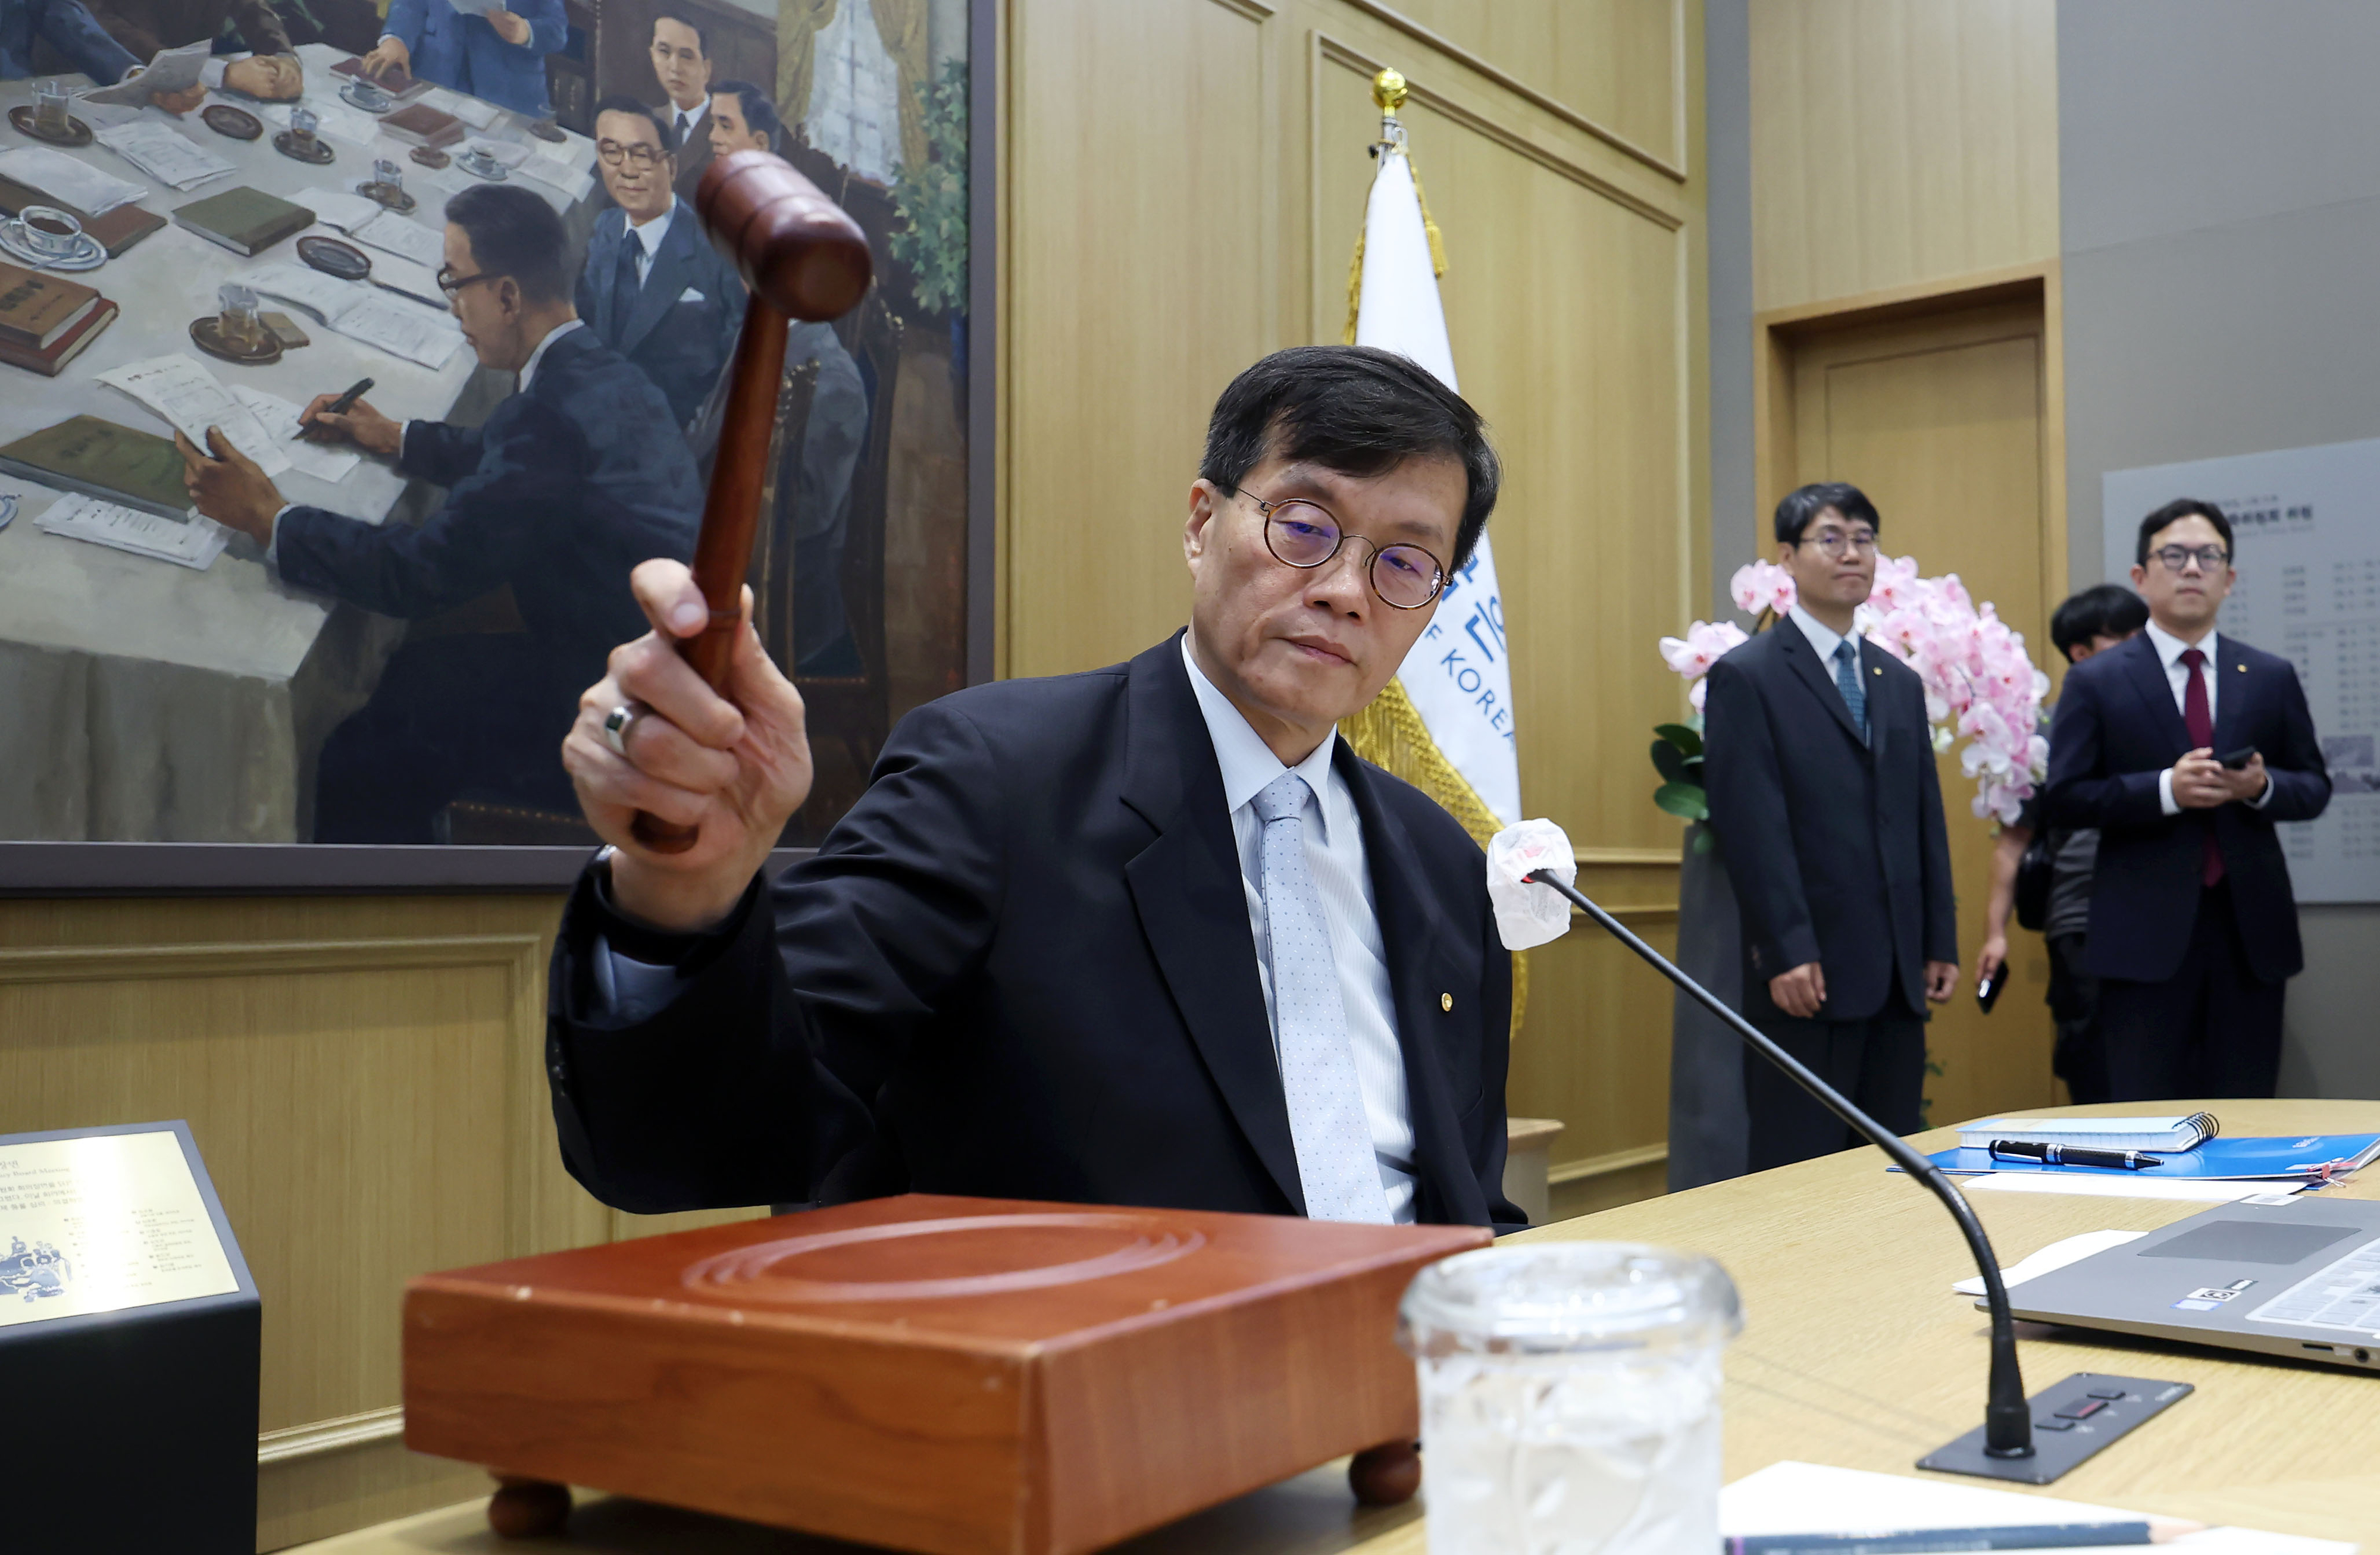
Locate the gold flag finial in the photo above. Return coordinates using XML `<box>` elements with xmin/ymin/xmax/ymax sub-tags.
<box><xmin>1372</xmin><ymin>67</ymin><xmax>1408</xmax><ymax>114</ymax></box>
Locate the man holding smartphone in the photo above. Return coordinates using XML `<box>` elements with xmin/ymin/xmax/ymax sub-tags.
<box><xmin>2043</xmin><ymin>500</ymin><xmax>2330</xmax><ymax>1101</ymax></box>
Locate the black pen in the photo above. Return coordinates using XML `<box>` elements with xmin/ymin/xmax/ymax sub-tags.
<box><xmin>1727</xmin><ymin>1514</ymin><xmax>2199</xmax><ymax>1552</ymax></box>
<box><xmin>321</xmin><ymin>377</ymin><xmax>375</xmax><ymax>417</ymax></box>
<box><xmin>1988</xmin><ymin>1139</ymin><xmax>2163</xmax><ymax>1171</ymax></box>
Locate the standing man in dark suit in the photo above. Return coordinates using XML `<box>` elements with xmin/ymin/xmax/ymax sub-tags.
<box><xmin>647</xmin><ymin>10</ymin><xmax>714</xmax><ymax>203</ymax></box>
<box><xmin>578</xmin><ymin>95</ymin><xmax>745</xmax><ymax>430</ymax></box>
<box><xmin>2043</xmin><ymin>500</ymin><xmax>2329</xmax><ymax>1100</ymax></box>
<box><xmin>545</xmin><ymin>346</ymin><xmax>1524</xmax><ymax>1230</ymax></box>
<box><xmin>174</xmin><ymin>184</ymin><xmax>702</xmax><ymax>842</ymax></box>
<box><xmin>1703</xmin><ymin>482</ymin><xmax>1960</xmax><ymax>1170</ymax></box>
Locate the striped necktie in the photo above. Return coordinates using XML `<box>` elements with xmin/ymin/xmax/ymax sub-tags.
<box><xmin>1833</xmin><ymin>640</ymin><xmax>1869</xmax><ymax>742</ymax></box>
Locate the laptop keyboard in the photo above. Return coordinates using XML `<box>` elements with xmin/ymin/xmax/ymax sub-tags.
<box><xmin>2246</xmin><ymin>1234</ymin><xmax>2380</xmax><ymax>1331</ymax></box>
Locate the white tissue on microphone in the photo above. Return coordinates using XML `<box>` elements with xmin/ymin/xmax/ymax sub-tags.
<box><xmin>1486</xmin><ymin>819</ymin><xmax>1577</xmax><ymax>950</ymax></box>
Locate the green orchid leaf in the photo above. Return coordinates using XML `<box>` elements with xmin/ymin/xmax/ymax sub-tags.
<box><xmin>1654</xmin><ymin>780</ymin><xmax>1709</xmax><ymax>820</ymax></box>
<box><xmin>1654</xmin><ymin>722</ymin><xmax>1703</xmax><ymax>757</ymax></box>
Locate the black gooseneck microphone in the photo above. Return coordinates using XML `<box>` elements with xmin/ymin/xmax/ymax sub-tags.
<box><xmin>1520</xmin><ymin>867</ymin><xmax>2034</xmax><ymax>1464</ymax></box>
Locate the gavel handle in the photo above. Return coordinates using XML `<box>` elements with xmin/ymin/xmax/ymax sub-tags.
<box><xmin>631</xmin><ymin>291</ymin><xmax>793</xmax><ymax>855</ymax></box>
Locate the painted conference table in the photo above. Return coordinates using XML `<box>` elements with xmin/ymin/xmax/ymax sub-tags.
<box><xmin>0</xmin><ymin>45</ymin><xmax>596</xmax><ymax>842</ymax></box>
<box><xmin>298</xmin><ymin>1099</ymin><xmax>2380</xmax><ymax>1551</ymax></box>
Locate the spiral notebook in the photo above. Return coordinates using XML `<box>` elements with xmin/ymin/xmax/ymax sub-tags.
<box><xmin>1956</xmin><ymin>1112</ymin><xmax>2220</xmax><ymax>1152</ymax></box>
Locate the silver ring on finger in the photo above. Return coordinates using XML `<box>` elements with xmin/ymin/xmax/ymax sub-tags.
<box><xmin>602</xmin><ymin>703</ymin><xmax>639</xmax><ymax>758</ymax></box>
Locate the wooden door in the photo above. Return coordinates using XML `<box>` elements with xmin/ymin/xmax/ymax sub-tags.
<box><xmin>1783</xmin><ymin>296</ymin><xmax>2060</xmax><ymax>1125</ymax></box>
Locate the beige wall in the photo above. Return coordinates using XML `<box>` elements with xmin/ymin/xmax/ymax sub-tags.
<box><xmin>1000</xmin><ymin>0</ymin><xmax>1708</xmax><ymax>1195</ymax></box>
<box><xmin>3</xmin><ymin>4</ymin><xmax>1706</xmax><ymax>1547</ymax></box>
<box><xmin>1749</xmin><ymin>0</ymin><xmax>2058</xmax><ymax>313</ymax></box>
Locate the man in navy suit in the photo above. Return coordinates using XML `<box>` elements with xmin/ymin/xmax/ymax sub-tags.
<box><xmin>577</xmin><ymin>95</ymin><xmax>746</xmax><ymax>431</ymax></box>
<box><xmin>175</xmin><ymin>184</ymin><xmax>702</xmax><ymax>842</ymax></box>
<box><xmin>543</xmin><ymin>346</ymin><xmax>1523</xmax><ymax>1230</ymax></box>
<box><xmin>361</xmin><ymin>0</ymin><xmax>563</xmax><ymax>117</ymax></box>
<box><xmin>2043</xmin><ymin>500</ymin><xmax>2329</xmax><ymax>1100</ymax></box>
<box><xmin>1703</xmin><ymin>482</ymin><xmax>1959</xmax><ymax>1170</ymax></box>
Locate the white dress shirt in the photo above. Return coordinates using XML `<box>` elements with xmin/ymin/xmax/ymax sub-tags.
<box><xmin>2142</xmin><ymin>619</ymin><xmax>2273</xmax><ymax>815</ymax></box>
<box><xmin>624</xmin><ymin>200</ymin><xmax>677</xmax><ymax>285</ymax></box>
<box><xmin>1788</xmin><ymin>603</ymin><xmax>1868</xmax><ymax>723</ymax></box>
<box><xmin>1179</xmin><ymin>637</ymin><xmax>1419</xmax><ymax>1222</ymax></box>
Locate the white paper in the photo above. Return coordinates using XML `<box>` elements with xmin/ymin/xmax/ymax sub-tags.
<box><xmin>230</xmin><ymin>384</ymin><xmax>363</xmax><ymax>482</ymax></box>
<box><xmin>0</xmin><ymin>1131</ymin><xmax>240</xmax><ymax>1325</ymax></box>
<box><xmin>284</xmin><ymin>96</ymin><xmax>387</xmax><ymax>149</ymax></box>
<box><xmin>365</xmin><ymin>252</ymin><xmax>447</xmax><ymax>310</ymax></box>
<box><xmin>96</xmin><ymin>354</ymin><xmax>292</xmax><ymax>479</ymax></box>
<box><xmin>243</xmin><ymin>259</ymin><xmax>367</xmax><ymax>322</ymax></box>
<box><xmin>81</xmin><ymin>38</ymin><xmax>215</xmax><ymax>107</ymax></box>
<box><xmin>1965</xmin><ymin>1172</ymin><xmax>2291</xmax><ymax>1203</ymax></box>
<box><xmin>301</xmin><ymin>187</ymin><xmax>386</xmax><ymax>233</ymax></box>
<box><xmin>350</xmin><ymin>208</ymin><xmax>444</xmax><ymax>268</ymax></box>
<box><xmin>512</xmin><ymin>154</ymin><xmax>596</xmax><ymax>203</ymax></box>
<box><xmin>419</xmin><ymin>84</ymin><xmax>501</xmax><ymax>130</ymax></box>
<box><xmin>35</xmin><ymin>494</ymin><xmax>228</xmax><ymax>570</ymax></box>
<box><xmin>329</xmin><ymin>292</ymin><xmax>461</xmax><ymax>368</ymax></box>
<box><xmin>92</xmin><ymin>121</ymin><xmax>236</xmax><ymax>191</ymax></box>
<box><xmin>1951</xmin><ymin>1228</ymin><xmax>2149</xmax><ymax>1296</ymax></box>
<box><xmin>444</xmin><ymin>0</ymin><xmax>501</xmax><ymax>15</ymax></box>
<box><xmin>1723</xmin><ymin>1462</ymin><xmax>2353</xmax><ymax>1552</ymax></box>
<box><xmin>0</xmin><ymin>146</ymin><xmax>145</xmax><ymax>217</ymax></box>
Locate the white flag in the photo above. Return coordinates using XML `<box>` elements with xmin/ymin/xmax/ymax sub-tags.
<box><xmin>1352</xmin><ymin>147</ymin><xmax>1520</xmax><ymax>826</ymax></box>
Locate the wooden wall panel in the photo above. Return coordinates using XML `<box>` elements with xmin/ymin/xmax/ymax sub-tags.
<box><xmin>1002</xmin><ymin>0</ymin><xmax>1277</xmax><ymax>679</ymax></box>
<box><xmin>1360</xmin><ymin>0</ymin><xmax>1685</xmax><ymax>173</ymax></box>
<box><xmin>1749</xmin><ymin>0</ymin><xmax>2058</xmax><ymax>312</ymax></box>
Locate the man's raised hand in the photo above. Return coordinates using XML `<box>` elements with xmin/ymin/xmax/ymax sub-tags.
<box><xmin>562</xmin><ymin>559</ymin><xmax>814</xmax><ymax>932</ymax></box>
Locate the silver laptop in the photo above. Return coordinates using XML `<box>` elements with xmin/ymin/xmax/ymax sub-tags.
<box><xmin>2007</xmin><ymin>1195</ymin><xmax>2380</xmax><ymax>1372</ymax></box>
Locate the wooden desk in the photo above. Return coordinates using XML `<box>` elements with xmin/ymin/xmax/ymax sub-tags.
<box><xmin>297</xmin><ymin>1100</ymin><xmax>2380</xmax><ymax>1552</ymax></box>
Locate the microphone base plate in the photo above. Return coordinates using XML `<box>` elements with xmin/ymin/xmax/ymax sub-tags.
<box><xmin>1916</xmin><ymin>1371</ymin><xmax>2193</xmax><ymax>1484</ymax></box>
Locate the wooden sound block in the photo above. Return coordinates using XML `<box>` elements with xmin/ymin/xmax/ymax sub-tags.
<box><xmin>403</xmin><ymin>1193</ymin><xmax>1485</xmax><ymax>1554</ymax></box>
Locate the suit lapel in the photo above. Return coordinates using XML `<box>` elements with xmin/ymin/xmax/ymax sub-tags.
<box><xmin>1337</xmin><ymin>747</ymin><xmax>1481</xmax><ymax>1224</ymax></box>
<box><xmin>1858</xmin><ymin>639</ymin><xmax>1890</xmax><ymax>767</ymax></box>
<box><xmin>2118</xmin><ymin>632</ymin><xmax>2196</xmax><ymax>757</ymax></box>
<box><xmin>1777</xmin><ymin>617</ymin><xmax>1865</xmax><ymax>744</ymax></box>
<box><xmin>588</xmin><ymin>215</ymin><xmax>625</xmax><ymax>338</ymax></box>
<box><xmin>618</xmin><ymin>205</ymin><xmax>698</xmax><ymax>355</ymax></box>
<box><xmin>1119</xmin><ymin>636</ymin><xmax>1307</xmax><ymax>1214</ymax></box>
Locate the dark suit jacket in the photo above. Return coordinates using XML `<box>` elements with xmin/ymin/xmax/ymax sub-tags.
<box><xmin>275</xmin><ymin>327</ymin><xmax>702</xmax><ymax>685</ymax></box>
<box><xmin>669</xmin><ymin>104</ymin><xmax>714</xmax><ymax>204</ymax></box>
<box><xmin>2</xmin><ymin>0</ymin><xmax>136</xmax><ymax>80</ymax></box>
<box><xmin>2041</xmin><ymin>631</ymin><xmax>2328</xmax><ymax>983</ymax></box>
<box><xmin>546</xmin><ymin>635</ymin><xmax>1526</xmax><ymax>1231</ymax></box>
<box><xmin>1703</xmin><ymin>617</ymin><xmax>1958</xmax><ymax>1021</ymax></box>
<box><xmin>575</xmin><ymin>199</ymin><xmax>744</xmax><ymax>429</ymax></box>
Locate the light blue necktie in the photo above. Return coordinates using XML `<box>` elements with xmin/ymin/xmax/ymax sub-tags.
<box><xmin>1251</xmin><ymin>772</ymin><xmax>1392</xmax><ymax>1225</ymax></box>
<box><xmin>1833</xmin><ymin>640</ymin><xmax>1869</xmax><ymax>742</ymax></box>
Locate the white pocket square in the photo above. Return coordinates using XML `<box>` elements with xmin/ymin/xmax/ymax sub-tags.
<box><xmin>677</xmin><ymin>287</ymin><xmax>704</xmax><ymax>303</ymax></box>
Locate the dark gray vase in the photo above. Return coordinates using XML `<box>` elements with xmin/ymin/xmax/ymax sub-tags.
<box><xmin>1666</xmin><ymin>820</ymin><xmax>1749</xmax><ymax>1191</ymax></box>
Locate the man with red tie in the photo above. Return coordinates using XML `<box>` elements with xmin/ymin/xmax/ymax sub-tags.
<box><xmin>2043</xmin><ymin>500</ymin><xmax>2330</xmax><ymax>1101</ymax></box>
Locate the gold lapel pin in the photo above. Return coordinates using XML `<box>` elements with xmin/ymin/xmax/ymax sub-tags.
<box><xmin>1440</xmin><ymin>993</ymin><xmax>1453</xmax><ymax>1012</ymax></box>
<box><xmin>1872</xmin><ymin>666</ymin><xmax>1881</xmax><ymax>675</ymax></box>
<box><xmin>2237</xmin><ymin>664</ymin><xmax>2247</xmax><ymax>672</ymax></box>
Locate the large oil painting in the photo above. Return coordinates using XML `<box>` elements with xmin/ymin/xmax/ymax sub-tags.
<box><xmin>0</xmin><ymin>0</ymin><xmax>986</xmax><ymax>880</ymax></box>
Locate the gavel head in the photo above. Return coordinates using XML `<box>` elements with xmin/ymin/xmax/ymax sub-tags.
<box><xmin>696</xmin><ymin>151</ymin><xmax>873</xmax><ymax>322</ymax></box>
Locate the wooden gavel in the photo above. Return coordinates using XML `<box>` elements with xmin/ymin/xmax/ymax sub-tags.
<box><xmin>631</xmin><ymin>151</ymin><xmax>873</xmax><ymax>854</ymax></box>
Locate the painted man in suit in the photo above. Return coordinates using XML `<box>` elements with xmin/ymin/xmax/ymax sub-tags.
<box><xmin>2043</xmin><ymin>500</ymin><xmax>2329</xmax><ymax>1100</ymax></box>
<box><xmin>578</xmin><ymin>95</ymin><xmax>744</xmax><ymax>429</ymax></box>
<box><xmin>546</xmin><ymin>346</ymin><xmax>1524</xmax><ymax>1229</ymax></box>
<box><xmin>361</xmin><ymin>0</ymin><xmax>563</xmax><ymax>117</ymax></box>
<box><xmin>1</xmin><ymin>0</ymin><xmax>135</xmax><ymax>83</ymax></box>
<box><xmin>1703</xmin><ymin>482</ymin><xmax>1959</xmax><ymax>1170</ymax></box>
<box><xmin>647</xmin><ymin>10</ymin><xmax>713</xmax><ymax>202</ymax></box>
<box><xmin>174</xmin><ymin>184</ymin><xmax>702</xmax><ymax>842</ymax></box>
<box><xmin>84</xmin><ymin>0</ymin><xmax>300</xmax><ymax>101</ymax></box>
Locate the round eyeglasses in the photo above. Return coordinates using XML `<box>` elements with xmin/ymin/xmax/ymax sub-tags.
<box><xmin>1242</xmin><ymin>490</ymin><xmax>1446</xmax><ymax>610</ymax></box>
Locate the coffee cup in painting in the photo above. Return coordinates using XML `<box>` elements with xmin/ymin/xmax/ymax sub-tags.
<box><xmin>34</xmin><ymin>79</ymin><xmax>73</xmax><ymax>135</ymax></box>
<box><xmin>20</xmin><ymin>205</ymin><xmax>83</xmax><ymax>259</ymax></box>
<box><xmin>289</xmin><ymin>105</ymin><xmax>319</xmax><ymax>146</ymax></box>
<box><xmin>217</xmin><ymin>283</ymin><xmax>265</xmax><ymax>352</ymax></box>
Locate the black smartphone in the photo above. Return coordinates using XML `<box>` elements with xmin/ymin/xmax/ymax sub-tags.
<box><xmin>2218</xmin><ymin>745</ymin><xmax>2259</xmax><ymax>770</ymax></box>
<box><xmin>1976</xmin><ymin>961</ymin><xmax>2006</xmax><ymax>1013</ymax></box>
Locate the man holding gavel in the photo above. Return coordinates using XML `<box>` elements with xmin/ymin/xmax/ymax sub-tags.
<box><xmin>175</xmin><ymin>184</ymin><xmax>702</xmax><ymax>841</ymax></box>
<box><xmin>544</xmin><ymin>346</ymin><xmax>1524</xmax><ymax>1231</ymax></box>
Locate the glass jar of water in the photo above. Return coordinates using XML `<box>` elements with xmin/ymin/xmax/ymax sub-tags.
<box><xmin>1398</xmin><ymin>1243</ymin><xmax>1740</xmax><ymax>1554</ymax></box>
